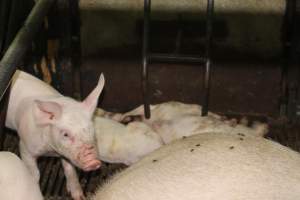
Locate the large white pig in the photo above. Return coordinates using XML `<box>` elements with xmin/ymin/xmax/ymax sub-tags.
<box><xmin>0</xmin><ymin>151</ymin><xmax>43</xmax><ymax>200</ymax></box>
<box><xmin>5</xmin><ymin>70</ymin><xmax>104</xmax><ymax>200</ymax></box>
<box><xmin>91</xmin><ymin>132</ymin><xmax>300</xmax><ymax>200</ymax></box>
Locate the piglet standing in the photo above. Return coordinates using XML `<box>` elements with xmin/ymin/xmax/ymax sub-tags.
<box><xmin>91</xmin><ymin>132</ymin><xmax>300</xmax><ymax>200</ymax></box>
<box><xmin>0</xmin><ymin>151</ymin><xmax>43</xmax><ymax>200</ymax></box>
<box><xmin>5</xmin><ymin>70</ymin><xmax>104</xmax><ymax>200</ymax></box>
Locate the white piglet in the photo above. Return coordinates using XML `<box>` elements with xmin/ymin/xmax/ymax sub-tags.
<box><xmin>93</xmin><ymin>102</ymin><xmax>267</xmax><ymax>165</ymax></box>
<box><xmin>0</xmin><ymin>151</ymin><xmax>43</xmax><ymax>200</ymax></box>
<box><xmin>6</xmin><ymin>70</ymin><xmax>105</xmax><ymax>200</ymax></box>
<box><xmin>152</xmin><ymin>114</ymin><xmax>268</xmax><ymax>144</ymax></box>
<box><xmin>91</xmin><ymin>132</ymin><xmax>300</xmax><ymax>200</ymax></box>
<box><xmin>96</xmin><ymin>101</ymin><xmax>221</xmax><ymax>123</ymax></box>
<box><xmin>93</xmin><ymin>116</ymin><xmax>163</xmax><ymax>165</ymax></box>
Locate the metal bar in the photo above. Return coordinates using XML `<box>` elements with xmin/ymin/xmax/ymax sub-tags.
<box><xmin>70</xmin><ymin>0</ymin><xmax>83</xmax><ymax>100</ymax></box>
<box><xmin>142</xmin><ymin>0</ymin><xmax>151</xmax><ymax>119</ymax></box>
<box><xmin>280</xmin><ymin>0</ymin><xmax>295</xmax><ymax>117</ymax></box>
<box><xmin>0</xmin><ymin>0</ymin><xmax>55</xmax><ymax>101</ymax></box>
<box><xmin>0</xmin><ymin>86</ymin><xmax>9</xmax><ymax>149</ymax></box>
<box><xmin>202</xmin><ymin>0</ymin><xmax>214</xmax><ymax>116</ymax></box>
<box><xmin>150</xmin><ymin>53</ymin><xmax>206</xmax><ymax>64</ymax></box>
<box><xmin>3</xmin><ymin>0</ymin><xmax>26</xmax><ymax>52</ymax></box>
<box><xmin>0</xmin><ymin>0</ymin><xmax>12</xmax><ymax>55</ymax></box>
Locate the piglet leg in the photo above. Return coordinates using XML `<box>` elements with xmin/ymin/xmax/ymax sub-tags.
<box><xmin>62</xmin><ymin>159</ymin><xmax>85</xmax><ymax>200</ymax></box>
<box><xmin>19</xmin><ymin>141</ymin><xmax>40</xmax><ymax>182</ymax></box>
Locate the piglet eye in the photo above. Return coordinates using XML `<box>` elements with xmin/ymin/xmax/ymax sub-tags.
<box><xmin>60</xmin><ymin>130</ymin><xmax>69</xmax><ymax>138</ymax></box>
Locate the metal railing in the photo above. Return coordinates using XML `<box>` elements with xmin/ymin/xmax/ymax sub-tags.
<box><xmin>142</xmin><ymin>0</ymin><xmax>215</xmax><ymax>118</ymax></box>
<box><xmin>0</xmin><ymin>0</ymin><xmax>55</xmax><ymax>101</ymax></box>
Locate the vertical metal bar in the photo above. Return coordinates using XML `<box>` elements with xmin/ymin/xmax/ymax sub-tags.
<box><xmin>202</xmin><ymin>0</ymin><xmax>214</xmax><ymax>116</ymax></box>
<box><xmin>0</xmin><ymin>87</ymin><xmax>9</xmax><ymax>150</ymax></box>
<box><xmin>0</xmin><ymin>0</ymin><xmax>55</xmax><ymax>101</ymax></box>
<box><xmin>0</xmin><ymin>0</ymin><xmax>12</xmax><ymax>56</ymax></box>
<box><xmin>142</xmin><ymin>0</ymin><xmax>151</xmax><ymax>118</ymax></box>
<box><xmin>70</xmin><ymin>0</ymin><xmax>83</xmax><ymax>100</ymax></box>
<box><xmin>280</xmin><ymin>0</ymin><xmax>295</xmax><ymax>117</ymax></box>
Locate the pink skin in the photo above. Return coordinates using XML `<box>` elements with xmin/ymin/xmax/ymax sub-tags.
<box><xmin>77</xmin><ymin>144</ymin><xmax>101</xmax><ymax>171</ymax></box>
<box><xmin>6</xmin><ymin>71</ymin><xmax>106</xmax><ymax>200</ymax></box>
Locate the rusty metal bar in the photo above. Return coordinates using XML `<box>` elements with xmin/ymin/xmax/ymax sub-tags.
<box><xmin>150</xmin><ymin>53</ymin><xmax>206</xmax><ymax>64</ymax></box>
<box><xmin>201</xmin><ymin>0</ymin><xmax>214</xmax><ymax>116</ymax></box>
<box><xmin>142</xmin><ymin>0</ymin><xmax>151</xmax><ymax>119</ymax></box>
<box><xmin>0</xmin><ymin>0</ymin><xmax>55</xmax><ymax>101</ymax></box>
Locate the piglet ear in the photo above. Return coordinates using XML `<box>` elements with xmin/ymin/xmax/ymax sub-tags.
<box><xmin>34</xmin><ymin>100</ymin><xmax>62</xmax><ymax>125</ymax></box>
<box><xmin>82</xmin><ymin>73</ymin><xmax>105</xmax><ymax>114</ymax></box>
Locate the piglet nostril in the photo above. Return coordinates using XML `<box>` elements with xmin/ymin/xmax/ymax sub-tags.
<box><xmin>83</xmin><ymin>159</ymin><xmax>101</xmax><ymax>171</ymax></box>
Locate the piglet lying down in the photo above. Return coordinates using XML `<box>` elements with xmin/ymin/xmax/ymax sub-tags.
<box><xmin>96</xmin><ymin>101</ymin><xmax>221</xmax><ymax>123</ymax></box>
<box><xmin>91</xmin><ymin>132</ymin><xmax>300</xmax><ymax>200</ymax></box>
<box><xmin>5</xmin><ymin>70</ymin><xmax>104</xmax><ymax>200</ymax></box>
<box><xmin>96</xmin><ymin>101</ymin><xmax>268</xmax><ymax>138</ymax></box>
<box><xmin>152</xmin><ymin>114</ymin><xmax>268</xmax><ymax>144</ymax></box>
<box><xmin>93</xmin><ymin>107</ymin><xmax>268</xmax><ymax>165</ymax></box>
<box><xmin>0</xmin><ymin>152</ymin><xmax>43</xmax><ymax>200</ymax></box>
<box><xmin>94</xmin><ymin>117</ymin><xmax>163</xmax><ymax>165</ymax></box>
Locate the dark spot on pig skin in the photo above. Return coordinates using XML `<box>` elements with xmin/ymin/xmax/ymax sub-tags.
<box><xmin>152</xmin><ymin>159</ymin><xmax>158</xmax><ymax>163</ymax></box>
<box><xmin>121</xmin><ymin>115</ymin><xmax>143</xmax><ymax>125</ymax></box>
<box><xmin>237</xmin><ymin>133</ymin><xmax>245</xmax><ymax>137</ymax></box>
<box><xmin>195</xmin><ymin>144</ymin><xmax>201</xmax><ymax>147</ymax></box>
<box><xmin>239</xmin><ymin>138</ymin><xmax>244</xmax><ymax>141</ymax></box>
<box><xmin>182</xmin><ymin>136</ymin><xmax>187</xmax><ymax>139</ymax></box>
<box><xmin>190</xmin><ymin>149</ymin><xmax>194</xmax><ymax>152</ymax></box>
<box><xmin>229</xmin><ymin>146</ymin><xmax>234</xmax><ymax>149</ymax></box>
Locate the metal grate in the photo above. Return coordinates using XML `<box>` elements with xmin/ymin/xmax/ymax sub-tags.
<box><xmin>0</xmin><ymin>129</ymin><xmax>126</xmax><ymax>200</ymax></box>
<box><xmin>141</xmin><ymin>0</ymin><xmax>215</xmax><ymax>119</ymax></box>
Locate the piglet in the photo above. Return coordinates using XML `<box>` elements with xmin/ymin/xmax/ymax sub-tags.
<box><xmin>96</xmin><ymin>101</ymin><xmax>221</xmax><ymax>125</ymax></box>
<box><xmin>93</xmin><ymin>116</ymin><xmax>163</xmax><ymax>165</ymax></box>
<box><xmin>0</xmin><ymin>151</ymin><xmax>43</xmax><ymax>200</ymax></box>
<box><xmin>152</xmin><ymin>114</ymin><xmax>268</xmax><ymax>144</ymax></box>
<box><xmin>5</xmin><ymin>70</ymin><xmax>104</xmax><ymax>200</ymax></box>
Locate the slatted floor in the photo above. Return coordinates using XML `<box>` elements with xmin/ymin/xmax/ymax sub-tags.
<box><xmin>0</xmin><ymin>129</ymin><xmax>126</xmax><ymax>200</ymax></box>
<box><xmin>1</xmin><ymin>118</ymin><xmax>300</xmax><ymax>199</ymax></box>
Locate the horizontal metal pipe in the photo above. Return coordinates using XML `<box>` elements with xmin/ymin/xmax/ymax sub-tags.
<box><xmin>149</xmin><ymin>53</ymin><xmax>206</xmax><ymax>64</ymax></box>
<box><xmin>0</xmin><ymin>0</ymin><xmax>55</xmax><ymax>101</ymax></box>
<box><xmin>79</xmin><ymin>0</ymin><xmax>284</xmax><ymax>14</ymax></box>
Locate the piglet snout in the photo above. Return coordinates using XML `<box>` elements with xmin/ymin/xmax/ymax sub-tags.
<box><xmin>78</xmin><ymin>144</ymin><xmax>101</xmax><ymax>171</ymax></box>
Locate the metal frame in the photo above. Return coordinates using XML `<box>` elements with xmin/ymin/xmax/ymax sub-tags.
<box><xmin>0</xmin><ymin>0</ymin><xmax>55</xmax><ymax>101</ymax></box>
<box><xmin>142</xmin><ymin>0</ymin><xmax>215</xmax><ymax>118</ymax></box>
